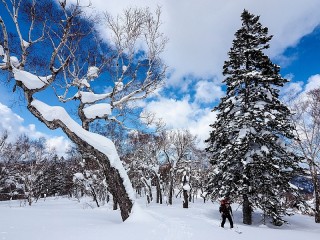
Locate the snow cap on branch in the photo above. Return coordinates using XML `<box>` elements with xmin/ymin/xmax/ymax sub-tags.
<box><xmin>87</xmin><ymin>66</ymin><xmax>99</xmax><ymax>79</ymax></box>
<box><xmin>83</xmin><ymin>103</ymin><xmax>112</xmax><ymax>119</ymax></box>
<box><xmin>75</xmin><ymin>91</ymin><xmax>111</xmax><ymax>104</ymax></box>
<box><xmin>13</xmin><ymin>69</ymin><xmax>51</xmax><ymax>90</ymax></box>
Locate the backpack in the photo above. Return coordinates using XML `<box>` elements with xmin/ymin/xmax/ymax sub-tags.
<box><xmin>219</xmin><ymin>202</ymin><xmax>231</xmax><ymax>215</ymax></box>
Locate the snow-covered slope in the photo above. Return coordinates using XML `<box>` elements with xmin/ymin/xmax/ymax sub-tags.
<box><xmin>0</xmin><ymin>197</ymin><xmax>319</xmax><ymax>240</ymax></box>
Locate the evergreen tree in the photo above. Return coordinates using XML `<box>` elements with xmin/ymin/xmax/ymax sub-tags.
<box><xmin>206</xmin><ymin>9</ymin><xmax>305</xmax><ymax>226</ymax></box>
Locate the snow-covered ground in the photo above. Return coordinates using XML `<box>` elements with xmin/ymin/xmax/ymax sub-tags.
<box><xmin>0</xmin><ymin>196</ymin><xmax>319</xmax><ymax>240</ymax></box>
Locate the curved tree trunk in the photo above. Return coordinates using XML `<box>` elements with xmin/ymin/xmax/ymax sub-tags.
<box><xmin>27</xmin><ymin>101</ymin><xmax>133</xmax><ymax>221</ymax></box>
<box><xmin>77</xmin><ymin>143</ymin><xmax>133</xmax><ymax>220</ymax></box>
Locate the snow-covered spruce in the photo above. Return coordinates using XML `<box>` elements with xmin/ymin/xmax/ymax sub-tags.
<box><xmin>206</xmin><ymin>9</ymin><xmax>306</xmax><ymax>226</ymax></box>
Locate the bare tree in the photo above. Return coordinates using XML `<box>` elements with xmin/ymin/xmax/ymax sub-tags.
<box><xmin>73</xmin><ymin>158</ymin><xmax>108</xmax><ymax>207</ymax></box>
<box><xmin>0</xmin><ymin>133</ymin><xmax>51</xmax><ymax>204</ymax></box>
<box><xmin>160</xmin><ymin>129</ymin><xmax>198</xmax><ymax>206</ymax></box>
<box><xmin>0</xmin><ymin>0</ymin><xmax>167</xmax><ymax>221</ymax></box>
<box><xmin>125</xmin><ymin>132</ymin><xmax>164</xmax><ymax>204</ymax></box>
<box><xmin>291</xmin><ymin>89</ymin><xmax>320</xmax><ymax>223</ymax></box>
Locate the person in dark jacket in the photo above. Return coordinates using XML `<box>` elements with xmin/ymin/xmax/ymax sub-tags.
<box><xmin>219</xmin><ymin>199</ymin><xmax>233</xmax><ymax>228</ymax></box>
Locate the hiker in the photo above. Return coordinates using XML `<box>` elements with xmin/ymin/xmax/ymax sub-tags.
<box><xmin>219</xmin><ymin>199</ymin><xmax>234</xmax><ymax>228</ymax></box>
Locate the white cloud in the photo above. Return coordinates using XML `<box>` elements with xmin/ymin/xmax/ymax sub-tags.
<box><xmin>283</xmin><ymin>74</ymin><xmax>320</xmax><ymax>112</ymax></box>
<box><xmin>71</xmin><ymin>0</ymin><xmax>320</xmax><ymax>107</ymax></box>
<box><xmin>0</xmin><ymin>102</ymin><xmax>33</xmax><ymax>140</ymax></box>
<box><xmin>70</xmin><ymin>0</ymin><xmax>320</xmax><ymax>81</ymax></box>
<box><xmin>195</xmin><ymin>79</ymin><xmax>224</xmax><ymax>103</ymax></box>
<box><xmin>143</xmin><ymin>97</ymin><xmax>216</xmax><ymax>148</ymax></box>
<box><xmin>0</xmin><ymin>102</ymin><xmax>71</xmax><ymax>157</ymax></box>
<box><xmin>305</xmin><ymin>74</ymin><xmax>320</xmax><ymax>92</ymax></box>
<box><xmin>295</xmin><ymin>74</ymin><xmax>320</xmax><ymax>100</ymax></box>
<box><xmin>46</xmin><ymin>136</ymin><xmax>72</xmax><ymax>157</ymax></box>
<box><xmin>281</xmin><ymin>80</ymin><xmax>304</xmax><ymax>102</ymax></box>
<box><xmin>294</xmin><ymin>74</ymin><xmax>320</xmax><ymax>103</ymax></box>
<box><xmin>144</xmin><ymin>97</ymin><xmax>194</xmax><ymax>129</ymax></box>
<box><xmin>66</xmin><ymin>0</ymin><xmax>320</xmax><ymax>149</ymax></box>
<box><xmin>188</xmin><ymin>108</ymin><xmax>217</xmax><ymax>149</ymax></box>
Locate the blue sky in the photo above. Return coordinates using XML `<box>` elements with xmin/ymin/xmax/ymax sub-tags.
<box><xmin>1</xmin><ymin>0</ymin><xmax>320</xmax><ymax>151</ymax></box>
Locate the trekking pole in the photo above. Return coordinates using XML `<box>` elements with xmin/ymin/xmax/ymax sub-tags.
<box><xmin>231</xmin><ymin>214</ymin><xmax>242</xmax><ymax>234</ymax></box>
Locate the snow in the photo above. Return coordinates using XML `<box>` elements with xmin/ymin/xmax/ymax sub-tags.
<box><xmin>245</xmin><ymin>70</ymin><xmax>260</xmax><ymax>77</ymax></box>
<box><xmin>22</xmin><ymin>39</ymin><xmax>30</xmax><ymax>48</ymax></box>
<box><xmin>79</xmin><ymin>78</ymin><xmax>90</xmax><ymax>88</ymax></box>
<box><xmin>261</xmin><ymin>145</ymin><xmax>269</xmax><ymax>154</ymax></box>
<box><xmin>9</xmin><ymin>56</ymin><xmax>20</xmax><ymax>68</ymax></box>
<box><xmin>254</xmin><ymin>101</ymin><xmax>266</xmax><ymax>110</ymax></box>
<box><xmin>115</xmin><ymin>81</ymin><xmax>124</xmax><ymax>91</ymax></box>
<box><xmin>74</xmin><ymin>172</ymin><xmax>84</xmax><ymax>180</ymax></box>
<box><xmin>182</xmin><ymin>184</ymin><xmax>191</xmax><ymax>191</ymax></box>
<box><xmin>76</xmin><ymin>91</ymin><xmax>111</xmax><ymax>104</ymax></box>
<box><xmin>87</xmin><ymin>66</ymin><xmax>99</xmax><ymax>79</ymax></box>
<box><xmin>13</xmin><ymin>69</ymin><xmax>51</xmax><ymax>90</ymax></box>
<box><xmin>83</xmin><ymin>103</ymin><xmax>112</xmax><ymax>119</ymax></box>
<box><xmin>0</xmin><ymin>196</ymin><xmax>319</xmax><ymax>240</ymax></box>
<box><xmin>30</xmin><ymin>99</ymin><xmax>135</xmax><ymax>201</ymax></box>
<box><xmin>0</xmin><ymin>45</ymin><xmax>4</xmax><ymax>56</ymax></box>
<box><xmin>238</xmin><ymin>128</ymin><xmax>249</xmax><ymax>140</ymax></box>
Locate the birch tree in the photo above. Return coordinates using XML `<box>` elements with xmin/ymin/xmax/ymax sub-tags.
<box><xmin>0</xmin><ymin>0</ymin><xmax>167</xmax><ymax>221</ymax></box>
<box><xmin>291</xmin><ymin>89</ymin><xmax>320</xmax><ymax>223</ymax></box>
<box><xmin>160</xmin><ymin>129</ymin><xmax>198</xmax><ymax>206</ymax></box>
<box><xmin>125</xmin><ymin>132</ymin><xmax>163</xmax><ymax>204</ymax></box>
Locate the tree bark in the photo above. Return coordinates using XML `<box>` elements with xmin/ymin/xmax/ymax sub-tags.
<box><xmin>142</xmin><ymin>178</ymin><xmax>153</xmax><ymax>203</ymax></box>
<box><xmin>182</xmin><ymin>175</ymin><xmax>189</xmax><ymax>208</ymax></box>
<box><xmin>183</xmin><ymin>190</ymin><xmax>188</xmax><ymax>208</ymax></box>
<box><xmin>311</xmin><ymin>166</ymin><xmax>320</xmax><ymax>223</ymax></box>
<box><xmin>90</xmin><ymin>186</ymin><xmax>100</xmax><ymax>208</ymax></box>
<box><xmin>154</xmin><ymin>175</ymin><xmax>162</xmax><ymax>204</ymax></box>
<box><xmin>113</xmin><ymin>198</ymin><xmax>118</xmax><ymax>210</ymax></box>
<box><xmin>243</xmin><ymin>194</ymin><xmax>252</xmax><ymax>225</ymax></box>
<box><xmin>168</xmin><ymin>177</ymin><xmax>174</xmax><ymax>205</ymax></box>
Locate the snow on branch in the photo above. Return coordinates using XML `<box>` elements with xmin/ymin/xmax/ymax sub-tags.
<box><xmin>76</xmin><ymin>91</ymin><xmax>112</xmax><ymax>104</ymax></box>
<box><xmin>83</xmin><ymin>103</ymin><xmax>111</xmax><ymax>119</ymax></box>
<box><xmin>31</xmin><ymin>99</ymin><xmax>135</xmax><ymax>201</ymax></box>
<box><xmin>13</xmin><ymin>69</ymin><xmax>52</xmax><ymax>90</ymax></box>
<box><xmin>87</xmin><ymin>66</ymin><xmax>99</xmax><ymax>79</ymax></box>
<box><xmin>0</xmin><ymin>45</ymin><xmax>4</xmax><ymax>56</ymax></box>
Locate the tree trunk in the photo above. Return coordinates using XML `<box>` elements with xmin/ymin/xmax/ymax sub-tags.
<box><xmin>168</xmin><ymin>178</ymin><xmax>174</xmax><ymax>205</ymax></box>
<box><xmin>28</xmin><ymin>195</ymin><xmax>32</xmax><ymax>206</ymax></box>
<box><xmin>27</xmin><ymin>103</ymin><xmax>133</xmax><ymax>221</ymax></box>
<box><xmin>311</xmin><ymin>166</ymin><xmax>320</xmax><ymax>223</ymax></box>
<box><xmin>154</xmin><ymin>175</ymin><xmax>162</xmax><ymax>204</ymax></box>
<box><xmin>90</xmin><ymin>186</ymin><xmax>100</xmax><ymax>208</ymax></box>
<box><xmin>183</xmin><ymin>190</ymin><xmax>188</xmax><ymax>208</ymax></box>
<box><xmin>243</xmin><ymin>194</ymin><xmax>252</xmax><ymax>225</ymax></box>
<box><xmin>142</xmin><ymin>178</ymin><xmax>153</xmax><ymax>203</ymax></box>
<box><xmin>315</xmin><ymin>196</ymin><xmax>320</xmax><ymax>223</ymax></box>
<box><xmin>182</xmin><ymin>175</ymin><xmax>189</xmax><ymax>208</ymax></box>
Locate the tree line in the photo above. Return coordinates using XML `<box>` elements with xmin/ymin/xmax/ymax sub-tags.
<box><xmin>0</xmin><ymin>129</ymin><xmax>210</xmax><ymax>209</ymax></box>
